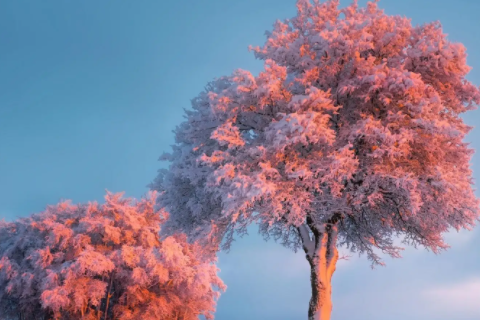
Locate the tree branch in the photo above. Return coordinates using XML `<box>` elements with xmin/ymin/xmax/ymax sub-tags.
<box><xmin>326</xmin><ymin>225</ymin><xmax>339</xmax><ymax>278</ymax></box>
<box><xmin>297</xmin><ymin>224</ymin><xmax>315</xmax><ymax>258</ymax></box>
<box><xmin>103</xmin><ymin>273</ymin><xmax>114</xmax><ymax>320</ymax></box>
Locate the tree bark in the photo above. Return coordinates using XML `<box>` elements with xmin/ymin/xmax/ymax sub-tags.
<box><xmin>298</xmin><ymin>217</ymin><xmax>339</xmax><ymax>320</ymax></box>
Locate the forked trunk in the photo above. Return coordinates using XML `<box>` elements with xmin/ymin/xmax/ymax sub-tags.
<box><xmin>298</xmin><ymin>222</ymin><xmax>339</xmax><ymax>320</ymax></box>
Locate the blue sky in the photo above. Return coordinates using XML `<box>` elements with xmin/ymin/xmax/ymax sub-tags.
<box><xmin>1</xmin><ymin>0</ymin><xmax>479</xmax><ymax>319</ymax></box>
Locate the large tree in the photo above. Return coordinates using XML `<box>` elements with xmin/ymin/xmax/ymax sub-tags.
<box><xmin>0</xmin><ymin>192</ymin><xmax>225</xmax><ymax>320</ymax></box>
<box><xmin>151</xmin><ymin>1</ymin><xmax>480</xmax><ymax>319</ymax></box>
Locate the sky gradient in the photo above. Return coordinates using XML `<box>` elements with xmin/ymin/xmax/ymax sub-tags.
<box><xmin>1</xmin><ymin>0</ymin><xmax>479</xmax><ymax>319</ymax></box>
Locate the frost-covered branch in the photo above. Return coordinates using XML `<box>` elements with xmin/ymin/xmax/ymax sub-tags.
<box><xmin>298</xmin><ymin>224</ymin><xmax>315</xmax><ymax>258</ymax></box>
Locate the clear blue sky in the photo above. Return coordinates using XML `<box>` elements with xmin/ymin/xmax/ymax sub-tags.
<box><xmin>1</xmin><ymin>1</ymin><xmax>479</xmax><ymax>319</ymax></box>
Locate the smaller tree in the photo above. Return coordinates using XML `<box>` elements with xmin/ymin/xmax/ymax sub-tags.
<box><xmin>0</xmin><ymin>191</ymin><xmax>225</xmax><ymax>320</ymax></box>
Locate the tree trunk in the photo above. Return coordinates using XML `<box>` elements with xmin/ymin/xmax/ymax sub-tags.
<box><xmin>298</xmin><ymin>220</ymin><xmax>339</xmax><ymax>320</ymax></box>
<box><xmin>103</xmin><ymin>273</ymin><xmax>114</xmax><ymax>320</ymax></box>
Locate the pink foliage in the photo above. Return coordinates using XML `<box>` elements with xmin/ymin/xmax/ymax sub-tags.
<box><xmin>151</xmin><ymin>0</ymin><xmax>480</xmax><ymax>265</ymax></box>
<box><xmin>0</xmin><ymin>192</ymin><xmax>225</xmax><ymax>320</ymax></box>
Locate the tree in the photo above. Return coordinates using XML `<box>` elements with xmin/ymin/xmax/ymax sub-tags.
<box><xmin>0</xmin><ymin>192</ymin><xmax>225</xmax><ymax>320</ymax></box>
<box><xmin>150</xmin><ymin>1</ymin><xmax>480</xmax><ymax>319</ymax></box>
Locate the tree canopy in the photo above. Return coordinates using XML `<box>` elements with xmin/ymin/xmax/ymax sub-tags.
<box><xmin>152</xmin><ymin>0</ymin><xmax>479</xmax><ymax>264</ymax></box>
